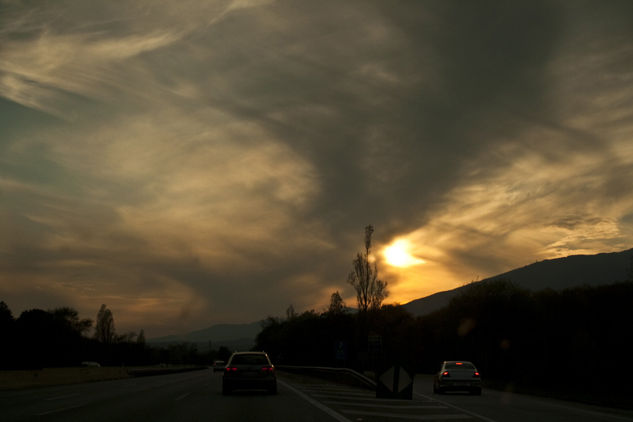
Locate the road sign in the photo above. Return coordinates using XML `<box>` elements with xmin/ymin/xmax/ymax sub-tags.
<box><xmin>376</xmin><ymin>365</ymin><xmax>414</xmax><ymax>399</ymax></box>
<box><xmin>334</xmin><ymin>341</ymin><xmax>347</xmax><ymax>361</ymax></box>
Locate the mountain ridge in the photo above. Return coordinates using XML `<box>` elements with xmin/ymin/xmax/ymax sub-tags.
<box><xmin>403</xmin><ymin>247</ymin><xmax>633</xmax><ymax>317</ymax></box>
<box><xmin>149</xmin><ymin>248</ymin><xmax>633</xmax><ymax>345</ymax></box>
<box><xmin>148</xmin><ymin>321</ymin><xmax>262</xmax><ymax>348</ymax></box>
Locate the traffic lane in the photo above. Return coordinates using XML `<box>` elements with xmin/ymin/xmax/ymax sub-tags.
<box><xmin>0</xmin><ymin>368</ymin><xmax>346</xmax><ymax>422</ymax></box>
<box><xmin>414</xmin><ymin>374</ymin><xmax>633</xmax><ymax>422</ymax></box>
<box><xmin>279</xmin><ymin>370</ymin><xmax>481</xmax><ymax>421</ymax></box>
<box><xmin>37</xmin><ymin>369</ymin><xmax>215</xmax><ymax>422</ymax></box>
<box><xmin>0</xmin><ymin>368</ymin><xmax>213</xmax><ymax>422</ymax></box>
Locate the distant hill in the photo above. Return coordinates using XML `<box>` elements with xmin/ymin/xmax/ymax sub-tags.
<box><xmin>403</xmin><ymin>247</ymin><xmax>633</xmax><ymax>317</ymax></box>
<box><xmin>148</xmin><ymin>321</ymin><xmax>262</xmax><ymax>351</ymax></box>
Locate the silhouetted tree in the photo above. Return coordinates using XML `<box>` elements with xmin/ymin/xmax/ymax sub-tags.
<box><xmin>328</xmin><ymin>291</ymin><xmax>346</xmax><ymax>315</ymax></box>
<box><xmin>137</xmin><ymin>329</ymin><xmax>146</xmax><ymax>345</ymax></box>
<box><xmin>94</xmin><ymin>304</ymin><xmax>116</xmax><ymax>343</ymax></box>
<box><xmin>217</xmin><ymin>346</ymin><xmax>232</xmax><ymax>362</ymax></box>
<box><xmin>15</xmin><ymin>309</ymin><xmax>68</xmax><ymax>368</ymax></box>
<box><xmin>286</xmin><ymin>304</ymin><xmax>297</xmax><ymax>320</ymax></box>
<box><xmin>116</xmin><ymin>331</ymin><xmax>137</xmax><ymax>343</ymax></box>
<box><xmin>0</xmin><ymin>301</ymin><xmax>15</xmax><ymax>368</ymax></box>
<box><xmin>0</xmin><ymin>302</ymin><xmax>15</xmax><ymax>337</ymax></box>
<box><xmin>50</xmin><ymin>307</ymin><xmax>92</xmax><ymax>335</ymax></box>
<box><xmin>0</xmin><ymin>300</ymin><xmax>12</xmax><ymax>318</ymax></box>
<box><xmin>347</xmin><ymin>225</ymin><xmax>388</xmax><ymax>312</ymax></box>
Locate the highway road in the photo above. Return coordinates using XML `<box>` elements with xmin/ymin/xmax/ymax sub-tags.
<box><xmin>1</xmin><ymin>369</ymin><xmax>632</xmax><ymax>421</ymax></box>
<box><xmin>412</xmin><ymin>375</ymin><xmax>633</xmax><ymax>422</ymax></box>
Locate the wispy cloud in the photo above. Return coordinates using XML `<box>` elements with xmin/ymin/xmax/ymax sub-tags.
<box><xmin>1</xmin><ymin>0</ymin><xmax>633</xmax><ymax>335</ymax></box>
<box><xmin>0</xmin><ymin>0</ymin><xmax>275</xmax><ymax>117</ymax></box>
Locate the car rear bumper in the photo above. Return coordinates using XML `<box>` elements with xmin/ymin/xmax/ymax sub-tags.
<box><xmin>438</xmin><ymin>380</ymin><xmax>481</xmax><ymax>391</ymax></box>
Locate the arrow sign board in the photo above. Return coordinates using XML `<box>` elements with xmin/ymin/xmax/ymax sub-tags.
<box><xmin>376</xmin><ymin>365</ymin><xmax>414</xmax><ymax>399</ymax></box>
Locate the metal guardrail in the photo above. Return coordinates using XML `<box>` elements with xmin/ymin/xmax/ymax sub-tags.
<box><xmin>276</xmin><ymin>365</ymin><xmax>377</xmax><ymax>390</ymax></box>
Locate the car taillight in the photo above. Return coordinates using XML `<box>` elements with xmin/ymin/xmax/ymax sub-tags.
<box><xmin>442</xmin><ymin>371</ymin><xmax>450</xmax><ymax>377</ymax></box>
<box><xmin>473</xmin><ymin>371</ymin><xmax>480</xmax><ymax>377</ymax></box>
<box><xmin>261</xmin><ymin>366</ymin><xmax>274</xmax><ymax>373</ymax></box>
<box><xmin>225</xmin><ymin>367</ymin><xmax>237</xmax><ymax>372</ymax></box>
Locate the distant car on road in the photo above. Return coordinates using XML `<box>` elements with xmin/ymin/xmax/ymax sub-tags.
<box><xmin>212</xmin><ymin>360</ymin><xmax>225</xmax><ymax>372</ymax></box>
<box><xmin>433</xmin><ymin>361</ymin><xmax>482</xmax><ymax>395</ymax></box>
<box><xmin>222</xmin><ymin>351</ymin><xmax>277</xmax><ymax>395</ymax></box>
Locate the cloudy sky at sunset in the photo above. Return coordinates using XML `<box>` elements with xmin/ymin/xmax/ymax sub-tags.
<box><xmin>2</xmin><ymin>0</ymin><xmax>633</xmax><ymax>337</ymax></box>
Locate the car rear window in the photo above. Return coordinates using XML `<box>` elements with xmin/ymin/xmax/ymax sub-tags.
<box><xmin>230</xmin><ymin>354</ymin><xmax>269</xmax><ymax>365</ymax></box>
<box><xmin>445</xmin><ymin>362</ymin><xmax>475</xmax><ymax>369</ymax></box>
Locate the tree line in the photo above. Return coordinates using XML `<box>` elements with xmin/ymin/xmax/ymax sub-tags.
<box><xmin>256</xmin><ymin>280</ymin><xmax>633</xmax><ymax>407</ymax></box>
<box><xmin>3</xmin><ymin>224</ymin><xmax>631</xmax><ymax>408</ymax></box>
<box><xmin>0</xmin><ymin>302</ymin><xmax>222</xmax><ymax>369</ymax></box>
<box><xmin>256</xmin><ymin>225</ymin><xmax>633</xmax><ymax>407</ymax></box>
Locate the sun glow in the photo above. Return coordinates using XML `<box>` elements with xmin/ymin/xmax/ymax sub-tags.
<box><xmin>384</xmin><ymin>239</ymin><xmax>425</xmax><ymax>268</ymax></box>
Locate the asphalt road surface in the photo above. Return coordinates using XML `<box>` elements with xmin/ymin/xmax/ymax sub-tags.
<box><xmin>413</xmin><ymin>375</ymin><xmax>633</xmax><ymax>422</ymax></box>
<box><xmin>1</xmin><ymin>369</ymin><xmax>632</xmax><ymax>421</ymax></box>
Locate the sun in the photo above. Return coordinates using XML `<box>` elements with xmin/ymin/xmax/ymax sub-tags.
<box><xmin>384</xmin><ymin>239</ymin><xmax>425</xmax><ymax>268</ymax></box>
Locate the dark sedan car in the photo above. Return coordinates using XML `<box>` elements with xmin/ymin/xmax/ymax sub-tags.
<box><xmin>433</xmin><ymin>360</ymin><xmax>482</xmax><ymax>395</ymax></box>
<box><xmin>222</xmin><ymin>351</ymin><xmax>277</xmax><ymax>395</ymax></box>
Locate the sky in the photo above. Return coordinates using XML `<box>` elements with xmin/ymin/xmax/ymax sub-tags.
<box><xmin>1</xmin><ymin>0</ymin><xmax>633</xmax><ymax>337</ymax></box>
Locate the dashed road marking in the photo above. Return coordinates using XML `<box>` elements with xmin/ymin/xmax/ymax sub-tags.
<box><xmin>324</xmin><ymin>400</ymin><xmax>447</xmax><ymax>410</ymax></box>
<box><xmin>45</xmin><ymin>393</ymin><xmax>80</xmax><ymax>401</ymax></box>
<box><xmin>322</xmin><ymin>395</ymin><xmax>437</xmax><ymax>403</ymax></box>
<box><xmin>175</xmin><ymin>392</ymin><xmax>191</xmax><ymax>401</ymax></box>
<box><xmin>341</xmin><ymin>409</ymin><xmax>473</xmax><ymax>420</ymax></box>
<box><xmin>36</xmin><ymin>404</ymin><xmax>83</xmax><ymax>416</ymax></box>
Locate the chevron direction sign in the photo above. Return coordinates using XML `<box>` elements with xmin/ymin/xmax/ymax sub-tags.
<box><xmin>376</xmin><ymin>365</ymin><xmax>414</xmax><ymax>399</ymax></box>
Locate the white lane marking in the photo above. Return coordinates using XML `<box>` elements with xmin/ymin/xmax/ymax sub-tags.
<box><xmin>299</xmin><ymin>386</ymin><xmax>367</xmax><ymax>393</ymax></box>
<box><xmin>278</xmin><ymin>379</ymin><xmax>351</xmax><ymax>422</ymax></box>
<box><xmin>311</xmin><ymin>392</ymin><xmax>374</xmax><ymax>399</ymax></box>
<box><xmin>36</xmin><ymin>405</ymin><xmax>83</xmax><ymax>416</ymax></box>
<box><xmin>415</xmin><ymin>392</ymin><xmax>497</xmax><ymax>422</ymax></box>
<box><xmin>342</xmin><ymin>409</ymin><xmax>472</xmax><ymax>420</ymax></box>
<box><xmin>45</xmin><ymin>393</ymin><xmax>80</xmax><ymax>401</ymax></box>
<box><xmin>322</xmin><ymin>395</ymin><xmax>435</xmax><ymax>403</ymax></box>
<box><xmin>175</xmin><ymin>392</ymin><xmax>191</xmax><ymax>401</ymax></box>
<box><xmin>324</xmin><ymin>401</ymin><xmax>446</xmax><ymax>410</ymax></box>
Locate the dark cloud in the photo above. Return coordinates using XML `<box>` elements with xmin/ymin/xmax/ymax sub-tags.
<box><xmin>192</xmin><ymin>1</ymin><xmax>567</xmax><ymax>239</ymax></box>
<box><xmin>1</xmin><ymin>0</ymin><xmax>633</xmax><ymax>335</ymax></box>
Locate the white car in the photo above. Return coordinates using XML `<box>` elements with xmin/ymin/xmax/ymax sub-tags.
<box><xmin>433</xmin><ymin>361</ymin><xmax>482</xmax><ymax>395</ymax></box>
